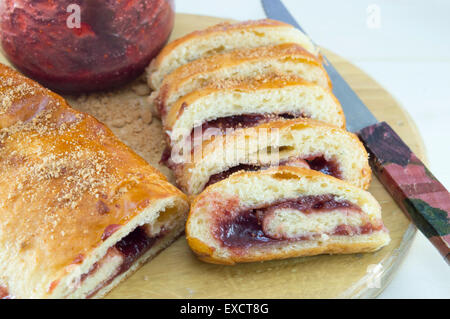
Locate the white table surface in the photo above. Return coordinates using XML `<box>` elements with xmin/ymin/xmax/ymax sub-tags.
<box><xmin>175</xmin><ymin>0</ymin><xmax>450</xmax><ymax>299</ymax></box>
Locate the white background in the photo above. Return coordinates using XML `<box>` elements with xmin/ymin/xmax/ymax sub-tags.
<box><xmin>175</xmin><ymin>0</ymin><xmax>450</xmax><ymax>298</ymax></box>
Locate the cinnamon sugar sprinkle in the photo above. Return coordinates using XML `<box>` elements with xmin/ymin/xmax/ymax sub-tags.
<box><xmin>209</xmin><ymin>73</ymin><xmax>303</xmax><ymax>90</ymax></box>
<box><xmin>165</xmin><ymin>43</ymin><xmax>314</xmax><ymax>86</ymax></box>
<box><xmin>1</xmin><ymin>85</ymin><xmax>115</xmax><ymax>211</ymax></box>
<box><xmin>1</xmin><ymin>71</ymin><xmax>172</xmax><ymax>224</ymax></box>
<box><xmin>187</xmin><ymin>19</ymin><xmax>285</xmax><ymax>36</ymax></box>
<box><xmin>231</xmin><ymin>43</ymin><xmax>310</xmax><ymax>60</ymax></box>
<box><xmin>0</xmin><ymin>68</ymin><xmax>173</xmax><ymax>245</ymax></box>
<box><xmin>0</xmin><ymin>78</ymin><xmax>36</xmax><ymax>114</ymax></box>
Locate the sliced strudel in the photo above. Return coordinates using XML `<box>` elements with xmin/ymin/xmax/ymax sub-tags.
<box><xmin>164</xmin><ymin>75</ymin><xmax>345</xmax><ymax>155</ymax></box>
<box><xmin>147</xmin><ymin>19</ymin><xmax>318</xmax><ymax>89</ymax></box>
<box><xmin>150</xmin><ymin>43</ymin><xmax>330</xmax><ymax>116</ymax></box>
<box><xmin>186</xmin><ymin>167</ymin><xmax>390</xmax><ymax>265</ymax></box>
<box><xmin>167</xmin><ymin>119</ymin><xmax>371</xmax><ymax>195</ymax></box>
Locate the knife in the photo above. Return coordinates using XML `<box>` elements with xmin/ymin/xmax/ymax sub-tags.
<box><xmin>262</xmin><ymin>0</ymin><xmax>450</xmax><ymax>264</ymax></box>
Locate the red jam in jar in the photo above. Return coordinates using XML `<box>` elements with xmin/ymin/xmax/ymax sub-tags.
<box><xmin>0</xmin><ymin>0</ymin><xmax>174</xmax><ymax>94</ymax></box>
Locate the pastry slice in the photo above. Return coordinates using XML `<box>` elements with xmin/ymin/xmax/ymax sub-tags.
<box><xmin>147</xmin><ymin>19</ymin><xmax>318</xmax><ymax>89</ymax></box>
<box><xmin>164</xmin><ymin>75</ymin><xmax>345</xmax><ymax>154</ymax></box>
<box><xmin>186</xmin><ymin>166</ymin><xmax>390</xmax><ymax>265</ymax></box>
<box><xmin>150</xmin><ymin>43</ymin><xmax>330</xmax><ymax>117</ymax></box>
<box><xmin>168</xmin><ymin>119</ymin><xmax>371</xmax><ymax>195</ymax></box>
<box><xmin>0</xmin><ymin>64</ymin><xmax>189</xmax><ymax>299</ymax></box>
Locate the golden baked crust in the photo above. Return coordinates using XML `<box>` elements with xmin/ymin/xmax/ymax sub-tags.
<box><xmin>159</xmin><ymin>43</ymin><xmax>324</xmax><ymax>87</ymax></box>
<box><xmin>0</xmin><ymin>64</ymin><xmax>188</xmax><ymax>298</ymax></box>
<box><xmin>152</xmin><ymin>43</ymin><xmax>330</xmax><ymax>116</ymax></box>
<box><xmin>188</xmin><ymin>234</ymin><xmax>390</xmax><ymax>265</ymax></box>
<box><xmin>147</xmin><ymin>18</ymin><xmax>319</xmax><ymax>90</ymax></box>
<box><xmin>150</xmin><ymin>19</ymin><xmax>296</xmax><ymax>71</ymax></box>
<box><xmin>186</xmin><ymin>166</ymin><xmax>389</xmax><ymax>265</ymax></box>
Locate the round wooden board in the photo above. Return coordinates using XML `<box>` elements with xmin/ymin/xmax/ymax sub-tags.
<box><xmin>0</xmin><ymin>13</ymin><xmax>424</xmax><ymax>299</ymax></box>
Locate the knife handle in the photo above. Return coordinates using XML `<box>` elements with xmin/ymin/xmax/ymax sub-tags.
<box><xmin>358</xmin><ymin>121</ymin><xmax>450</xmax><ymax>264</ymax></box>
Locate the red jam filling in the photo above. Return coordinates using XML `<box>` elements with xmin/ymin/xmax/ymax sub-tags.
<box><xmin>161</xmin><ymin>112</ymin><xmax>307</xmax><ymax>167</ymax></box>
<box><xmin>191</xmin><ymin>112</ymin><xmax>306</xmax><ymax>139</ymax></box>
<box><xmin>82</xmin><ymin>226</ymin><xmax>161</xmax><ymax>298</ymax></box>
<box><xmin>304</xmin><ymin>156</ymin><xmax>342</xmax><ymax>179</ymax></box>
<box><xmin>205</xmin><ymin>164</ymin><xmax>262</xmax><ymax>188</ymax></box>
<box><xmin>0</xmin><ymin>0</ymin><xmax>174</xmax><ymax>93</ymax></box>
<box><xmin>214</xmin><ymin>195</ymin><xmax>379</xmax><ymax>250</ymax></box>
<box><xmin>114</xmin><ymin>226</ymin><xmax>159</xmax><ymax>273</ymax></box>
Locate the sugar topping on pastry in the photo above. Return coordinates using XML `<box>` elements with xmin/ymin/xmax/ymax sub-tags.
<box><xmin>0</xmin><ymin>64</ymin><xmax>189</xmax><ymax>299</ymax></box>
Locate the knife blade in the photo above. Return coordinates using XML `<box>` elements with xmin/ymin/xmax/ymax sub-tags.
<box><xmin>262</xmin><ymin>0</ymin><xmax>450</xmax><ymax>264</ymax></box>
<box><xmin>261</xmin><ymin>0</ymin><xmax>376</xmax><ymax>132</ymax></box>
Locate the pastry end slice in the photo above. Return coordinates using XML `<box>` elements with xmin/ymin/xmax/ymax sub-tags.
<box><xmin>147</xmin><ymin>18</ymin><xmax>319</xmax><ymax>90</ymax></box>
<box><xmin>186</xmin><ymin>167</ymin><xmax>390</xmax><ymax>265</ymax></box>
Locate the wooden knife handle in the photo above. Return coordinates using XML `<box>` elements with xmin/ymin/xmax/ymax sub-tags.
<box><xmin>358</xmin><ymin>121</ymin><xmax>450</xmax><ymax>264</ymax></box>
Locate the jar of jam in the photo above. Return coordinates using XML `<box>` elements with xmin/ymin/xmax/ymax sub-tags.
<box><xmin>0</xmin><ymin>0</ymin><xmax>175</xmax><ymax>94</ymax></box>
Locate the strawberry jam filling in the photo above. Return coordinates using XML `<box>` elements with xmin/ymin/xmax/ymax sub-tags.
<box><xmin>162</xmin><ymin>112</ymin><xmax>307</xmax><ymax>164</ymax></box>
<box><xmin>79</xmin><ymin>226</ymin><xmax>162</xmax><ymax>298</ymax></box>
<box><xmin>214</xmin><ymin>194</ymin><xmax>381</xmax><ymax>249</ymax></box>
<box><xmin>204</xmin><ymin>156</ymin><xmax>341</xmax><ymax>189</ymax></box>
<box><xmin>304</xmin><ymin>156</ymin><xmax>342</xmax><ymax>179</ymax></box>
<box><xmin>205</xmin><ymin>164</ymin><xmax>262</xmax><ymax>188</ymax></box>
<box><xmin>114</xmin><ymin>226</ymin><xmax>160</xmax><ymax>274</ymax></box>
<box><xmin>191</xmin><ymin>112</ymin><xmax>306</xmax><ymax>140</ymax></box>
<box><xmin>162</xmin><ymin>112</ymin><xmax>308</xmax><ymax>167</ymax></box>
<box><xmin>0</xmin><ymin>0</ymin><xmax>175</xmax><ymax>93</ymax></box>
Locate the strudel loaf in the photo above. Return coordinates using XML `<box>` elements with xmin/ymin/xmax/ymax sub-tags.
<box><xmin>0</xmin><ymin>64</ymin><xmax>189</xmax><ymax>298</ymax></box>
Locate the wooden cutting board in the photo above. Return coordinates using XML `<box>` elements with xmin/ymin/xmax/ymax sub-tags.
<box><xmin>0</xmin><ymin>13</ymin><xmax>425</xmax><ymax>298</ymax></box>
